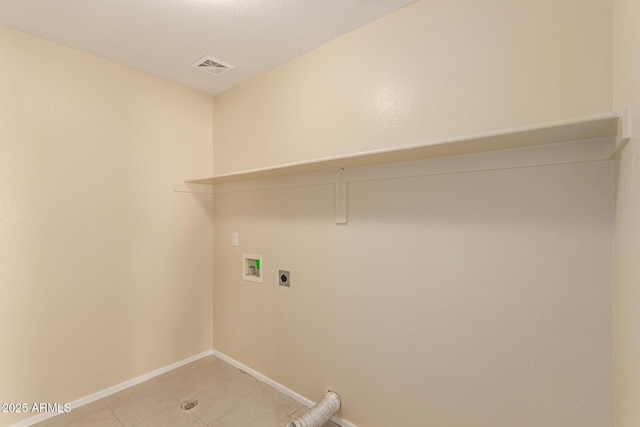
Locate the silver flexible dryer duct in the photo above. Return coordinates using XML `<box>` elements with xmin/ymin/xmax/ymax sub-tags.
<box><xmin>287</xmin><ymin>390</ymin><xmax>341</xmax><ymax>427</ymax></box>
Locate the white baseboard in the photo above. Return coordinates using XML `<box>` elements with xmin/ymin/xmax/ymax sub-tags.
<box><xmin>211</xmin><ymin>349</ymin><xmax>358</xmax><ymax>427</ymax></box>
<box><xmin>10</xmin><ymin>350</ymin><xmax>214</xmax><ymax>427</ymax></box>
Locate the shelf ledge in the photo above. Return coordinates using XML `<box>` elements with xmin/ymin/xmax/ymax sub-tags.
<box><xmin>182</xmin><ymin>110</ymin><xmax>630</xmax><ymax>224</ymax></box>
<box><xmin>186</xmin><ymin>111</ymin><xmax>624</xmax><ymax>186</ymax></box>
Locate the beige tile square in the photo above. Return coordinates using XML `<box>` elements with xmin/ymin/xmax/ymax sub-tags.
<box><xmin>225</xmin><ymin>373</ymin><xmax>269</xmax><ymax>398</ymax></box>
<box><xmin>201</xmin><ymin>358</ymin><xmax>246</xmax><ymax>384</ymax></box>
<box><xmin>207</xmin><ymin>399</ymin><xmax>286</xmax><ymax>427</ymax></box>
<box><xmin>133</xmin><ymin>404</ymin><xmax>205</xmax><ymax>427</ymax></box>
<box><xmin>69</xmin><ymin>408</ymin><xmax>123</xmax><ymax>427</ymax></box>
<box><xmin>249</xmin><ymin>382</ymin><xmax>303</xmax><ymax>419</ymax></box>
<box><xmin>38</xmin><ymin>400</ymin><xmax>114</xmax><ymax>427</ymax></box>
<box><xmin>190</xmin><ymin>384</ymin><xmax>249</xmax><ymax>424</ymax></box>
<box><xmin>41</xmin><ymin>407</ymin><xmax>122</xmax><ymax>427</ymax></box>
<box><xmin>103</xmin><ymin>380</ymin><xmax>179</xmax><ymax>427</ymax></box>
<box><xmin>156</xmin><ymin>357</ymin><xmax>243</xmax><ymax>401</ymax></box>
<box><xmin>170</xmin><ymin>356</ymin><xmax>220</xmax><ymax>376</ymax></box>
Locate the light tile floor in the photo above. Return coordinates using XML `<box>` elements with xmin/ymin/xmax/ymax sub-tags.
<box><xmin>32</xmin><ymin>356</ymin><xmax>339</xmax><ymax>427</ymax></box>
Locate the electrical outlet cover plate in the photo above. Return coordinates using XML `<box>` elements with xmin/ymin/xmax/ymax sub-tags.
<box><xmin>279</xmin><ymin>270</ymin><xmax>290</xmax><ymax>287</ymax></box>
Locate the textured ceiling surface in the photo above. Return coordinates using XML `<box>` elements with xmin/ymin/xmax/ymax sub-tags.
<box><xmin>0</xmin><ymin>0</ymin><xmax>415</xmax><ymax>95</ymax></box>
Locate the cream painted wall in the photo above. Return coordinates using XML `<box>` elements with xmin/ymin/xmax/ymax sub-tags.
<box><xmin>213</xmin><ymin>0</ymin><xmax>614</xmax><ymax>427</ymax></box>
<box><xmin>613</xmin><ymin>0</ymin><xmax>640</xmax><ymax>425</ymax></box>
<box><xmin>211</xmin><ymin>0</ymin><xmax>613</xmax><ymax>175</ymax></box>
<box><xmin>0</xmin><ymin>26</ymin><xmax>213</xmax><ymax>426</ymax></box>
<box><xmin>209</xmin><ymin>1</ymin><xmax>617</xmax><ymax>426</ymax></box>
<box><xmin>212</xmin><ymin>160</ymin><xmax>614</xmax><ymax>426</ymax></box>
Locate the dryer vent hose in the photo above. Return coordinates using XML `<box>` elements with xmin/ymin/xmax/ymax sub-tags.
<box><xmin>287</xmin><ymin>390</ymin><xmax>341</xmax><ymax>427</ymax></box>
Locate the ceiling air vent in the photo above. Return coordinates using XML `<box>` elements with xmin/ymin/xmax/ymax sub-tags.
<box><xmin>191</xmin><ymin>55</ymin><xmax>234</xmax><ymax>76</ymax></box>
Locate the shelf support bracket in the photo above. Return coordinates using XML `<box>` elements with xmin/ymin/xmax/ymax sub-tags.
<box><xmin>335</xmin><ymin>169</ymin><xmax>347</xmax><ymax>225</ymax></box>
<box><xmin>611</xmin><ymin>108</ymin><xmax>632</xmax><ymax>158</ymax></box>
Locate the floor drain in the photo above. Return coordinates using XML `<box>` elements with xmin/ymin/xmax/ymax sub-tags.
<box><xmin>180</xmin><ymin>399</ymin><xmax>198</xmax><ymax>410</ymax></box>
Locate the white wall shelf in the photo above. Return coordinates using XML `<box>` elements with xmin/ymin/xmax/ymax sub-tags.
<box><xmin>182</xmin><ymin>110</ymin><xmax>630</xmax><ymax>224</ymax></box>
<box><xmin>186</xmin><ymin>111</ymin><xmax>626</xmax><ymax>185</ymax></box>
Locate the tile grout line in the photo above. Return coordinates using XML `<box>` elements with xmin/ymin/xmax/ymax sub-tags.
<box><xmin>101</xmin><ymin>398</ymin><xmax>125</xmax><ymax>427</ymax></box>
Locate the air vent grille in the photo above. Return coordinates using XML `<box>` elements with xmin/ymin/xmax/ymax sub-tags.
<box><xmin>191</xmin><ymin>55</ymin><xmax>234</xmax><ymax>76</ymax></box>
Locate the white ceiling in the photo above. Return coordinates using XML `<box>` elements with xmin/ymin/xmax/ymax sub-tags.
<box><xmin>0</xmin><ymin>0</ymin><xmax>415</xmax><ymax>95</ymax></box>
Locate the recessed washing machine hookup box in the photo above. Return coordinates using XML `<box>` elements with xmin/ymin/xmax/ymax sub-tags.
<box><xmin>242</xmin><ymin>254</ymin><xmax>263</xmax><ymax>283</ymax></box>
